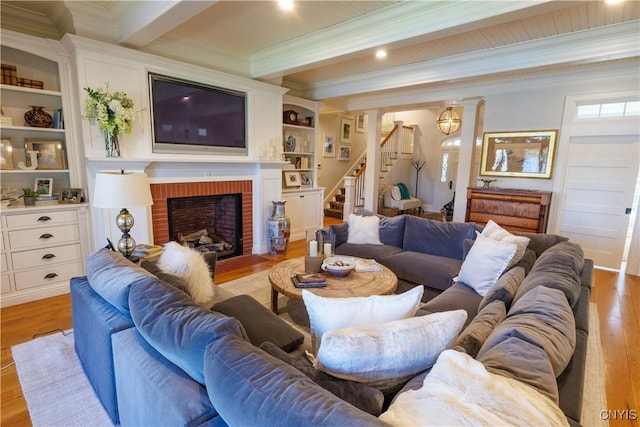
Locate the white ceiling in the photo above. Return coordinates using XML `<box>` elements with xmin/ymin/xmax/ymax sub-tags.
<box><xmin>1</xmin><ymin>0</ymin><xmax>639</xmax><ymax>107</ymax></box>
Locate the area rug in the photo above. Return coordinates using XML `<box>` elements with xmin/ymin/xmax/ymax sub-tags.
<box><xmin>13</xmin><ymin>272</ymin><xmax>607</xmax><ymax>426</ymax></box>
<box><xmin>11</xmin><ymin>330</ymin><xmax>114</xmax><ymax>427</ymax></box>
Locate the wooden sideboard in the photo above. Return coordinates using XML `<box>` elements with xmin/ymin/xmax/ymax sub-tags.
<box><xmin>465</xmin><ymin>187</ymin><xmax>552</xmax><ymax>233</ymax></box>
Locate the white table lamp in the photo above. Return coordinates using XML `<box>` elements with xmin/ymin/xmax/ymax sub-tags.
<box><xmin>93</xmin><ymin>170</ymin><xmax>153</xmax><ymax>259</ymax></box>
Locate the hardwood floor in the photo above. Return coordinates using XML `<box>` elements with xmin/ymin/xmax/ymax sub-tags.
<box><xmin>1</xmin><ymin>217</ymin><xmax>638</xmax><ymax>426</ymax></box>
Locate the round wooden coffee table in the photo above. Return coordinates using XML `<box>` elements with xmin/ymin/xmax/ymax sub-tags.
<box><xmin>269</xmin><ymin>256</ymin><xmax>398</xmax><ymax>313</ymax></box>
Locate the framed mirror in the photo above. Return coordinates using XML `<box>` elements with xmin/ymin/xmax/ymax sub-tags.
<box><xmin>480</xmin><ymin>130</ymin><xmax>558</xmax><ymax>179</ymax></box>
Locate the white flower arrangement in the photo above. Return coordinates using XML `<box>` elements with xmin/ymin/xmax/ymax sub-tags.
<box><xmin>84</xmin><ymin>83</ymin><xmax>134</xmax><ymax>136</ymax></box>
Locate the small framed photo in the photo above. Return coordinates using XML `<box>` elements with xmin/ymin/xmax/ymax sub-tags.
<box><xmin>355</xmin><ymin>114</ymin><xmax>366</xmax><ymax>133</ymax></box>
<box><xmin>25</xmin><ymin>140</ymin><xmax>64</xmax><ymax>169</ymax></box>
<box><xmin>35</xmin><ymin>177</ymin><xmax>53</xmax><ymax>196</ymax></box>
<box><xmin>1</xmin><ymin>139</ymin><xmax>14</xmax><ymax>169</ymax></box>
<box><xmin>59</xmin><ymin>188</ymin><xmax>83</xmax><ymax>204</ymax></box>
<box><xmin>338</xmin><ymin>145</ymin><xmax>351</xmax><ymax>161</ymax></box>
<box><xmin>284</xmin><ymin>171</ymin><xmax>301</xmax><ymax>187</ymax></box>
<box><xmin>341</xmin><ymin>118</ymin><xmax>352</xmax><ymax>142</ymax></box>
<box><xmin>323</xmin><ymin>132</ymin><xmax>336</xmax><ymax>157</ymax></box>
<box><xmin>300</xmin><ymin>172</ymin><xmax>311</xmax><ymax>187</ymax></box>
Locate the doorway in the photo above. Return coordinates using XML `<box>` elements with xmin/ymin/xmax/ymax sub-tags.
<box><xmin>554</xmin><ymin>95</ymin><xmax>639</xmax><ymax>273</ymax></box>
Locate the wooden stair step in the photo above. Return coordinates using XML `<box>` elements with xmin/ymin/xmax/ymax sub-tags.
<box><xmin>324</xmin><ymin>208</ymin><xmax>343</xmax><ymax>218</ymax></box>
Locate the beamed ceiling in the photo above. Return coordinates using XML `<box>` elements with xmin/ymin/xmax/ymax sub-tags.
<box><xmin>1</xmin><ymin>0</ymin><xmax>638</xmax><ymax>108</ymax></box>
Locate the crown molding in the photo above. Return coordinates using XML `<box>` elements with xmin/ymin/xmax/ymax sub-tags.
<box><xmin>303</xmin><ymin>20</ymin><xmax>640</xmax><ymax>100</ymax></box>
<box><xmin>250</xmin><ymin>0</ymin><xmax>551</xmax><ymax>78</ymax></box>
<box><xmin>329</xmin><ymin>58</ymin><xmax>638</xmax><ymax>114</ymax></box>
<box><xmin>0</xmin><ymin>4</ymin><xmax>62</xmax><ymax>40</ymax></box>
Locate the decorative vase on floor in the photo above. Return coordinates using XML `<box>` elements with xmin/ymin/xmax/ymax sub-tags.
<box><xmin>266</xmin><ymin>201</ymin><xmax>290</xmax><ymax>255</ymax></box>
<box><xmin>104</xmin><ymin>130</ymin><xmax>121</xmax><ymax>157</ymax></box>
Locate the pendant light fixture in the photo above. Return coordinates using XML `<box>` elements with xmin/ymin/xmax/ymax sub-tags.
<box><xmin>437</xmin><ymin>107</ymin><xmax>461</xmax><ymax>135</ymax></box>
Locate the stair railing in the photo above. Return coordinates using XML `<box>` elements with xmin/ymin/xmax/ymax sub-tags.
<box><xmin>325</xmin><ymin>122</ymin><xmax>415</xmax><ymax>219</ymax></box>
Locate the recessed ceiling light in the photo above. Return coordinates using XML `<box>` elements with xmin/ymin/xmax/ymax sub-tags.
<box><xmin>605</xmin><ymin>0</ymin><xmax>624</xmax><ymax>4</ymax></box>
<box><xmin>376</xmin><ymin>49</ymin><xmax>387</xmax><ymax>59</ymax></box>
<box><xmin>279</xmin><ymin>0</ymin><xmax>294</xmax><ymax>11</ymax></box>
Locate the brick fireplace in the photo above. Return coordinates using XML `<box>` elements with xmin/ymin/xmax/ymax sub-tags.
<box><xmin>150</xmin><ymin>180</ymin><xmax>253</xmax><ymax>257</ymax></box>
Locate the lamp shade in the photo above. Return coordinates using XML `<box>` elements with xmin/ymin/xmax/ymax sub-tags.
<box><xmin>93</xmin><ymin>171</ymin><xmax>153</xmax><ymax>208</ymax></box>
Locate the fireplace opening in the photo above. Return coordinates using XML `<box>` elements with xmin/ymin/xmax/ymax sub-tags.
<box><xmin>167</xmin><ymin>193</ymin><xmax>242</xmax><ymax>260</ymax></box>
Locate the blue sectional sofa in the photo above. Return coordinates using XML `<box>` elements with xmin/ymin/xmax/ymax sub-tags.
<box><xmin>71</xmin><ymin>212</ymin><xmax>593</xmax><ymax>426</ymax></box>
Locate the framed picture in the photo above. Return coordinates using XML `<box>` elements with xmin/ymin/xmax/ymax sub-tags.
<box><xmin>300</xmin><ymin>172</ymin><xmax>311</xmax><ymax>187</ymax></box>
<box><xmin>1</xmin><ymin>139</ymin><xmax>14</xmax><ymax>169</ymax></box>
<box><xmin>480</xmin><ymin>130</ymin><xmax>558</xmax><ymax>179</ymax></box>
<box><xmin>283</xmin><ymin>171</ymin><xmax>301</xmax><ymax>187</ymax></box>
<box><xmin>338</xmin><ymin>145</ymin><xmax>351</xmax><ymax>161</ymax></box>
<box><xmin>59</xmin><ymin>188</ymin><xmax>83</xmax><ymax>204</ymax></box>
<box><xmin>323</xmin><ymin>132</ymin><xmax>336</xmax><ymax>157</ymax></box>
<box><xmin>25</xmin><ymin>140</ymin><xmax>64</xmax><ymax>169</ymax></box>
<box><xmin>355</xmin><ymin>114</ymin><xmax>366</xmax><ymax>133</ymax></box>
<box><xmin>341</xmin><ymin>118</ymin><xmax>352</xmax><ymax>142</ymax></box>
<box><xmin>35</xmin><ymin>177</ymin><xmax>53</xmax><ymax>196</ymax></box>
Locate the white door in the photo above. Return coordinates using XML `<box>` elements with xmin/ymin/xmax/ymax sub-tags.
<box><xmin>557</xmin><ymin>135</ymin><xmax>639</xmax><ymax>269</ymax></box>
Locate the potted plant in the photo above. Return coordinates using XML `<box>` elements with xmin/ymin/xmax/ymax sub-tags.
<box><xmin>20</xmin><ymin>187</ymin><xmax>38</xmax><ymax>206</ymax></box>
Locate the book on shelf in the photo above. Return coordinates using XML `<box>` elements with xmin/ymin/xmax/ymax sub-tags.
<box><xmin>291</xmin><ymin>273</ymin><xmax>327</xmax><ymax>288</ymax></box>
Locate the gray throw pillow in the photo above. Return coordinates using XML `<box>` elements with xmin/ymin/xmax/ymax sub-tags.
<box><xmin>454</xmin><ymin>300</ymin><xmax>506</xmax><ymax>358</ymax></box>
<box><xmin>482</xmin><ymin>285</ymin><xmax>576</xmax><ymax>377</ymax></box>
<box><xmin>477</xmin><ymin>266</ymin><xmax>525</xmax><ymax>312</ymax></box>
<box><xmin>140</xmin><ymin>260</ymin><xmax>190</xmax><ymax>294</ymax></box>
<box><xmin>477</xmin><ymin>335</ymin><xmax>560</xmax><ymax>404</ymax></box>
<box><xmin>513</xmin><ymin>241</ymin><xmax>583</xmax><ymax>307</ymax></box>
<box><xmin>213</xmin><ymin>295</ymin><xmax>304</xmax><ymax>352</ymax></box>
<box><xmin>259</xmin><ymin>341</ymin><xmax>384</xmax><ymax>416</ymax></box>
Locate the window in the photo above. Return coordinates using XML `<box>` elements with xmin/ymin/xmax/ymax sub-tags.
<box><xmin>576</xmin><ymin>101</ymin><xmax>639</xmax><ymax>119</ymax></box>
<box><xmin>440</xmin><ymin>138</ymin><xmax>481</xmax><ymax>182</ymax></box>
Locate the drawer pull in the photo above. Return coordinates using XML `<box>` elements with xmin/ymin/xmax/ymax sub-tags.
<box><xmin>42</xmin><ymin>253</ymin><xmax>56</xmax><ymax>260</ymax></box>
<box><xmin>44</xmin><ymin>273</ymin><xmax>58</xmax><ymax>279</ymax></box>
<box><xmin>39</xmin><ymin>233</ymin><xmax>54</xmax><ymax>239</ymax></box>
<box><xmin>37</xmin><ymin>216</ymin><xmax>52</xmax><ymax>222</ymax></box>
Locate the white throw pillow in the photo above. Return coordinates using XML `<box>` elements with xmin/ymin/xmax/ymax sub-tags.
<box><xmin>380</xmin><ymin>349</ymin><xmax>568</xmax><ymax>427</ymax></box>
<box><xmin>313</xmin><ymin>310</ymin><xmax>467</xmax><ymax>390</ymax></box>
<box><xmin>391</xmin><ymin>186</ymin><xmax>402</xmax><ymax>201</ymax></box>
<box><xmin>481</xmin><ymin>220</ymin><xmax>530</xmax><ymax>267</ymax></box>
<box><xmin>157</xmin><ymin>242</ymin><xmax>215</xmax><ymax>306</ymax></box>
<box><xmin>302</xmin><ymin>286</ymin><xmax>423</xmax><ymax>352</ymax></box>
<box><xmin>346</xmin><ymin>214</ymin><xmax>382</xmax><ymax>245</ymax></box>
<box><xmin>455</xmin><ymin>232</ymin><xmax>517</xmax><ymax>297</ymax></box>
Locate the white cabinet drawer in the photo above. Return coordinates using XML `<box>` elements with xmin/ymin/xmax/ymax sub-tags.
<box><xmin>1</xmin><ymin>252</ymin><xmax>7</xmax><ymax>272</ymax></box>
<box><xmin>14</xmin><ymin>261</ymin><xmax>83</xmax><ymax>291</ymax></box>
<box><xmin>6</xmin><ymin>210</ymin><xmax>78</xmax><ymax>228</ymax></box>
<box><xmin>11</xmin><ymin>244</ymin><xmax>82</xmax><ymax>270</ymax></box>
<box><xmin>1</xmin><ymin>274</ymin><xmax>10</xmax><ymax>293</ymax></box>
<box><xmin>8</xmin><ymin>224</ymin><xmax>80</xmax><ymax>250</ymax></box>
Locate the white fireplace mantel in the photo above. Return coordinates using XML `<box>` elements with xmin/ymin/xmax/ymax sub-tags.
<box><xmin>86</xmin><ymin>157</ymin><xmax>286</xmax><ymax>255</ymax></box>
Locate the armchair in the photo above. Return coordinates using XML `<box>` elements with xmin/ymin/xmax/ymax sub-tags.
<box><xmin>384</xmin><ymin>184</ymin><xmax>423</xmax><ymax>214</ymax></box>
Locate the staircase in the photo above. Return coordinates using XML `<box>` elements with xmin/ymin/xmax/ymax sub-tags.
<box><xmin>323</xmin><ymin>122</ymin><xmax>414</xmax><ymax>219</ymax></box>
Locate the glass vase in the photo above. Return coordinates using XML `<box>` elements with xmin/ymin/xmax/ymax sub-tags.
<box><xmin>104</xmin><ymin>130</ymin><xmax>121</xmax><ymax>157</ymax></box>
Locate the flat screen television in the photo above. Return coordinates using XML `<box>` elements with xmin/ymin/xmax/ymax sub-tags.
<box><xmin>149</xmin><ymin>73</ymin><xmax>247</xmax><ymax>156</ymax></box>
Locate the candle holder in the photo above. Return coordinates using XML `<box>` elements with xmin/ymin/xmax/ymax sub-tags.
<box><xmin>322</xmin><ymin>230</ymin><xmax>335</xmax><ymax>258</ymax></box>
<box><xmin>305</xmin><ymin>229</ymin><xmax>325</xmax><ymax>273</ymax></box>
<box><xmin>304</xmin><ymin>255</ymin><xmax>324</xmax><ymax>274</ymax></box>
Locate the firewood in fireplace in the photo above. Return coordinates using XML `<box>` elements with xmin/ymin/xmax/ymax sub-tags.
<box><xmin>177</xmin><ymin>228</ymin><xmax>232</xmax><ymax>252</ymax></box>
